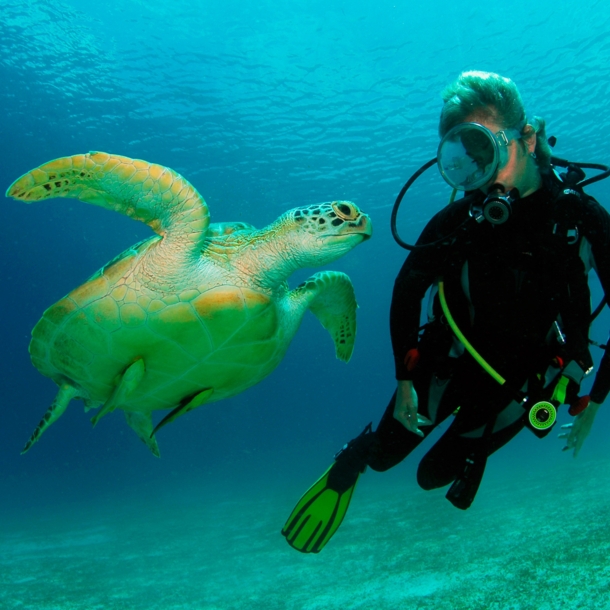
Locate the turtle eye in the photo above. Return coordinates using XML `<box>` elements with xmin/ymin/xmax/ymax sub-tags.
<box><xmin>332</xmin><ymin>201</ymin><xmax>359</xmax><ymax>221</ymax></box>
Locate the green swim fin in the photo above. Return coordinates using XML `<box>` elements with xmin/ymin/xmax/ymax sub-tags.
<box><xmin>282</xmin><ymin>423</ymin><xmax>372</xmax><ymax>553</ymax></box>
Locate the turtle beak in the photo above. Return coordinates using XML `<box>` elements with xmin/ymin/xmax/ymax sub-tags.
<box><xmin>357</xmin><ymin>214</ymin><xmax>372</xmax><ymax>239</ymax></box>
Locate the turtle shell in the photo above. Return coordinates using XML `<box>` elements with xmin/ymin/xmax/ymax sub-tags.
<box><xmin>8</xmin><ymin>152</ymin><xmax>371</xmax><ymax>454</ymax></box>
<box><xmin>30</xmin><ymin>236</ymin><xmax>286</xmax><ymax>414</ymax></box>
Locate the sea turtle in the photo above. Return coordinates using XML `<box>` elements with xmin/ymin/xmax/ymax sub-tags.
<box><xmin>7</xmin><ymin>152</ymin><xmax>372</xmax><ymax>457</ymax></box>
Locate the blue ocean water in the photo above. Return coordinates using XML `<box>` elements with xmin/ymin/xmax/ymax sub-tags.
<box><xmin>2</xmin><ymin>0</ymin><xmax>610</xmax><ymax>607</ymax></box>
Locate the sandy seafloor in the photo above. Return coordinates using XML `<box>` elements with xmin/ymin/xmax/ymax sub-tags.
<box><xmin>2</xmin><ymin>453</ymin><xmax>610</xmax><ymax>610</ymax></box>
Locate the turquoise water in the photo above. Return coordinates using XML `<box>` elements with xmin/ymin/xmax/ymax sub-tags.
<box><xmin>2</xmin><ymin>0</ymin><xmax>610</xmax><ymax>607</ymax></box>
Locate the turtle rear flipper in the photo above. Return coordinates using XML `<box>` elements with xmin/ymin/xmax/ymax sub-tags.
<box><xmin>90</xmin><ymin>359</ymin><xmax>146</xmax><ymax>427</ymax></box>
<box><xmin>124</xmin><ymin>411</ymin><xmax>160</xmax><ymax>457</ymax></box>
<box><xmin>6</xmin><ymin>152</ymin><xmax>210</xmax><ymax>253</ymax></box>
<box><xmin>22</xmin><ymin>383</ymin><xmax>80</xmax><ymax>454</ymax></box>
<box><xmin>151</xmin><ymin>388</ymin><xmax>214</xmax><ymax>436</ymax></box>
<box><xmin>289</xmin><ymin>271</ymin><xmax>357</xmax><ymax>362</ymax></box>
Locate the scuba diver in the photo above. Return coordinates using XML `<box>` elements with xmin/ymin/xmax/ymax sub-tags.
<box><xmin>282</xmin><ymin>70</ymin><xmax>610</xmax><ymax>554</ymax></box>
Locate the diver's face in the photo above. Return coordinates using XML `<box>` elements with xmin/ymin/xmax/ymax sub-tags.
<box><xmin>465</xmin><ymin>115</ymin><xmax>541</xmax><ymax>197</ymax></box>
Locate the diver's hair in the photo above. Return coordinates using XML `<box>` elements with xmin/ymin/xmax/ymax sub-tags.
<box><xmin>439</xmin><ymin>71</ymin><xmax>525</xmax><ymax>136</ymax></box>
<box><xmin>439</xmin><ymin>70</ymin><xmax>552</xmax><ymax>174</ymax></box>
<box><xmin>529</xmin><ymin>115</ymin><xmax>553</xmax><ymax>174</ymax></box>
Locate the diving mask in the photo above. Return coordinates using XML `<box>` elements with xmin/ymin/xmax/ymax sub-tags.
<box><xmin>437</xmin><ymin>122</ymin><xmax>523</xmax><ymax>191</ymax></box>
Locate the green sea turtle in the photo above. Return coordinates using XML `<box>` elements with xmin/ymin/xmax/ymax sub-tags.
<box><xmin>7</xmin><ymin>152</ymin><xmax>372</xmax><ymax>457</ymax></box>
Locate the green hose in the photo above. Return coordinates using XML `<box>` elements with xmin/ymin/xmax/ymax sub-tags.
<box><xmin>437</xmin><ymin>280</ymin><xmax>507</xmax><ymax>386</ymax></box>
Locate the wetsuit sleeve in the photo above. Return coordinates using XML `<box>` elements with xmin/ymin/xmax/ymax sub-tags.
<box><xmin>390</xmin><ymin>213</ymin><xmax>452</xmax><ymax>380</ymax></box>
<box><xmin>591</xmin><ymin>358</ymin><xmax>610</xmax><ymax>404</ymax></box>
<box><xmin>582</xmin><ymin>199</ymin><xmax>610</xmax><ymax>404</ymax></box>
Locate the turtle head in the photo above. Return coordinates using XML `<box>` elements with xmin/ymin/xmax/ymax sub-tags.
<box><xmin>243</xmin><ymin>201</ymin><xmax>371</xmax><ymax>288</ymax></box>
<box><xmin>287</xmin><ymin>200</ymin><xmax>372</xmax><ymax>265</ymax></box>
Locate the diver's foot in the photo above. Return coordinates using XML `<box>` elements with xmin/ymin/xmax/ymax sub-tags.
<box><xmin>281</xmin><ymin>423</ymin><xmax>375</xmax><ymax>553</ymax></box>
<box><xmin>328</xmin><ymin>422</ymin><xmax>374</xmax><ymax>492</ymax></box>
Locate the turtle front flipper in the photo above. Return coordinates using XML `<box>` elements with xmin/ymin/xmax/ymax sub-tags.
<box><xmin>22</xmin><ymin>383</ymin><xmax>80</xmax><ymax>454</ymax></box>
<box><xmin>289</xmin><ymin>271</ymin><xmax>357</xmax><ymax>362</ymax></box>
<box><xmin>6</xmin><ymin>152</ymin><xmax>210</xmax><ymax>253</ymax></box>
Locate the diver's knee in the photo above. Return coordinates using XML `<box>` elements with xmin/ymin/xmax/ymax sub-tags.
<box><xmin>416</xmin><ymin>463</ymin><xmax>438</xmax><ymax>490</ymax></box>
<box><xmin>367</xmin><ymin>458</ymin><xmax>396</xmax><ymax>473</ymax></box>
<box><xmin>417</xmin><ymin>458</ymin><xmax>454</xmax><ymax>490</ymax></box>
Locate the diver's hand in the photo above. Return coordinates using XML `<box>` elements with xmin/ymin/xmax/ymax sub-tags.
<box><xmin>558</xmin><ymin>401</ymin><xmax>601</xmax><ymax>458</ymax></box>
<box><xmin>393</xmin><ymin>380</ymin><xmax>432</xmax><ymax>437</ymax></box>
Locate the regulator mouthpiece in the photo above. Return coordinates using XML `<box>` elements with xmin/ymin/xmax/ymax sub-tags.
<box><xmin>471</xmin><ymin>185</ymin><xmax>520</xmax><ymax>225</ymax></box>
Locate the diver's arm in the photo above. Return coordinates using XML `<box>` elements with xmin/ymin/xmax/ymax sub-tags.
<box><xmin>390</xmin><ymin>213</ymin><xmax>450</xmax><ymax>381</ymax></box>
<box><xmin>389</xmin><ymin>261</ymin><xmax>428</xmax><ymax>435</ymax></box>
<box><xmin>390</xmin><ymin>214</ymin><xmax>449</xmax><ymax>433</ymax></box>
<box><xmin>589</xmin><ymin>354</ymin><xmax>610</xmax><ymax>405</ymax></box>
<box><xmin>559</xmin><ymin>401</ymin><xmax>601</xmax><ymax>458</ymax></box>
<box><xmin>559</xmin><ymin>199</ymin><xmax>610</xmax><ymax>456</ymax></box>
<box><xmin>393</xmin><ymin>380</ymin><xmax>424</xmax><ymax>436</ymax></box>
<box><xmin>390</xmin><ymin>262</ymin><xmax>432</xmax><ymax>380</ymax></box>
<box><xmin>585</xmin><ymin>199</ymin><xmax>610</xmax><ymax>406</ymax></box>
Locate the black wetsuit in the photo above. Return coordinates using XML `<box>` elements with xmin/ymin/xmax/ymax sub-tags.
<box><xmin>362</xmin><ymin>180</ymin><xmax>610</xmax><ymax>507</ymax></box>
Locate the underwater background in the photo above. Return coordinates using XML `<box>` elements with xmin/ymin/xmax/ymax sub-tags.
<box><xmin>2</xmin><ymin>0</ymin><xmax>610</xmax><ymax>608</ymax></box>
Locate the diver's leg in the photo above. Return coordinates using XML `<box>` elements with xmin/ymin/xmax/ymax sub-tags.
<box><xmin>281</xmin><ymin>422</ymin><xmax>373</xmax><ymax>553</ymax></box>
<box><xmin>368</xmin><ymin>366</ymin><xmax>458</xmax><ymax>471</ymax></box>
<box><xmin>282</xmin><ymin>368</ymin><xmax>455</xmax><ymax>552</ymax></box>
<box><xmin>290</xmin><ymin>387</ymin><xmax>426</xmax><ymax>513</ymax></box>
<box><xmin>366</xmin><ymin>391</ymin><xmax>426</xmax><ymax>471</ymax></box>
<box><xmin>417</xmin><ymin>385</ymin><xmax>526</xmax><ymax>507</ymax></box>
<box><xmin>417</xmin><ymin>430</ymin><xmax>479</xmax><ymax>491</ymax></box>
<box><xmin>283</xmin><ymin>376</ymin><xmax>428</xmax><ymax>552</ymax></box>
